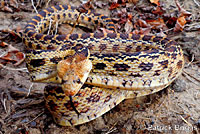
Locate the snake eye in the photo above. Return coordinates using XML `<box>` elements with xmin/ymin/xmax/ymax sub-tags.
<box><xmin>76</xmin><ymin>78</ymin><xmax>82</xmax><ymax>84</ymax></box>
<box><xmin>72</xmin><ymin>79</ymin><xmax>82</xmax><ymax>84</ymax></box>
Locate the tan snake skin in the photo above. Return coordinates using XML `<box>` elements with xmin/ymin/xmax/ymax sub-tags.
<box><xmin>23</xmin><ymin>5</ymin><xmax>184</xmax><ymax>126</ymax></box>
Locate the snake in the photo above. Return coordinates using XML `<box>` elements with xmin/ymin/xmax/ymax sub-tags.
<box><xmin>23</xmin><ymin>4</ymin><xmax>184</xmax><ymax>126</ymax></box>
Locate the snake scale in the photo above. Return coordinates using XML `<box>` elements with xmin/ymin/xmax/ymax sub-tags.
<box><xmin>23</xmin><ymin>4</ymin><xmax>184</xmax><ymax>126</ymax></box>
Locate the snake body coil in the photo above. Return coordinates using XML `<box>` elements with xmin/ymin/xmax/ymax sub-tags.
<box><xmin>24</xmin><ymin>5</ymin><xmax>184</xmax><ymax>126</ymax></box>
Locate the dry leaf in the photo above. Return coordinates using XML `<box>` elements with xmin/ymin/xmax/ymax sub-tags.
<box><xmin>127</xmin><ymin>0</ymin><xmax>139</xmax><ymax>4</ymax></box>
<box><xmin>78</xmin><ymin>0</ymin><xmax>92</xmax><ymax>13</ymax></box>
<box><xmin>146</xmin><ymin>18</ymin><xmax>164</xmax><ymax>26</ymax></box>
<box><xmin>152</xmin><ymin>6</ymin><xmax>163</xmax><ymax>15</ymax></box>
<box><xmin>109</xmin><ymin>3</ymin><xmax>120</xmax><ymax>10</ymax></box>
<box><xmin>125</xmin><ymin>20</ymin><xmax>133</xmax><ymax>33</ymax></box>
<box><xmin>0</xmin><ymin>42</ymin><xmax>8</xmax><ymax>47</ymax></box>
<box><xmin>0</xmin><ymin>45</ymin><xmax>25</xmax><ymax>66</ymax></box>
<box><xmin>146</xmin><ymin>18</ymin><xmax>167</xmax><ymax>30</ymax></box>
<box><xmin>2</xmin><ymin>6</ymin><xmax>13</xmax><ymax>12</ymax></box>
<box><xmin>165</xmin><ymin>16</ymin><xmax>177</xmax><ymax>28</ymax></box>
<box><xmin>127</xmin><ymin>13</ymin><xmax>132</xmax><ymax>20</ymax></box>
<box><xmin>137</xmin><ymin>19</ymin><xmax>148</xmax><ymax>28</ymax></box>
<box><xmin>139</xmin><ymin>27</ymin><xmax>151</xmax><ymax>35</ymax></box>
<box><xmin>132</xmin><ymin>29</ymin><xmax>139</xmax><ymax>34</ymax></box>
<box><xmin>175</xmin><ymin>0</ymin><xmax>192</xmax><ymax>17</ymax></box>
<box><xmin>174</xmin><ymin>16</ymin><xmax>186</xmax><ymax>32</ymax></box>
<box><xmin>149</xmin><ymin>0</ymin><xmax>160</xmax><ymax>6</ymax></box>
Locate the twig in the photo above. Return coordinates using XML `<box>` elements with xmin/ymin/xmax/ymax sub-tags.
<box><xmin>194</xmin><ymin>91</ymin><xmax>200</xmax><ymax>100</ymax></box>
<box><xmin>31</xmin><ymin>0</ymin><xmax>38</xmax><ymax>13</ymax></box>
<box><xmin>105</xmin><ymin>122</ymin><xmax>118</xmax><ymax>134</ymax></box>
<box><xmin>183</xmin><ymin>70</ymin><xmax>200</xmax><ymax>83</ymax></box>
<box><xmin>45</xmin><ymin>0</ymin><xmax>52</xmax><ymax>8</ymax></box>
<box><xmin>185</xmin><ymin>54</ymin><xmax>194</xmax><ymax>67</ymax></box>
<box><xmin>162</xmin><ymin>27</ymin><xmax>174</xmax><ymax>33</ymax></box>
<box><xmin>182</xmin><ymin>71</ymin><xmax>200</xmax><ymax>86</ymax></box>
<box><xmin>70</xmin><ymin>0</ymin><xmax>92</xmax><ymax>34</ymax></box>
<box><xmin>36</xmin><ymin>0</ymin><xmax>41</xmax><ymax>9</ymax></box>
<box><xmin>2</xmin><ymin>98</ymin><xmax>7</xmax><ymax>113</ymax></box>
<box><xmin>174</xmin><ymin>0</ymin><xmax>182</xmax><ymax>11</ymax></box>
<box><xmin>193</xmin><ymin>0</ymin><xmax>200</xmax><ymax>7</ymax></box>
<box><xmin>0</xmin><ymin>64</ymin><xmax>28</xmax><ymax>72</ymax></box>
<box><xmin>1</xmin><ymin>93</ymin><xmax>8</xmax><ymax>114</ymax></box>
<box><xmin>70</xmin><ymin>13</ymin><xmax>81</xmax><ymax>34</ymax></box>
<box><xmin>180</xmin><ymin>115</ymin><xmax>193</xmax><ymax>127</ymax></box>
<box><xmin>184</xmin><ymin>22</ymin><xmax>200</xmax><ymax>31</ymax></box>
<box><xmin>47</xmin><ymin>18</ymin><xmax>52</xmax><ymax>35</ymax></box>
<box><xmin>54</xmin><ymin>21</ymin><xmax>58</xmax><ymax>35</ymax></box>
<box><xmin>0</xmin><ymin>51</ymin><xmax>6</xmax><ymax>57</ymax></box>
<box><xmin>25</xmin><ymin>111</ymin><xmax>44</xmax><ymax>125</ymax></box>
<box><xmin>169</xmin><ymin>108</ymin><xmax>185</xmax><ymax>115</ymax></box>
<box><xmin>27</xmin><ymin>83</ymin><xmax>34</xmax><ymax>97</ymax></box>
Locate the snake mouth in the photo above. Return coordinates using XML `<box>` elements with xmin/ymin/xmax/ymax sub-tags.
<box><xmin>69</xmin><ymin>95</ymin><xmax>80</xmax><ymax>116</ymax></box>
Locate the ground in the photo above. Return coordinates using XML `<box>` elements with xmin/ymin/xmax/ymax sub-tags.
<box><xmin>0</xmin><ymin>0</ymin><xmax>199</xmax><ymax>134</ymax></box>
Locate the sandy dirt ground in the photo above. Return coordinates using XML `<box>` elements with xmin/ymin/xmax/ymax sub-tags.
<box><xmin>0</xmin><ymin>0</ymin><xmax>199</xmax><ymax>134</ymax></box>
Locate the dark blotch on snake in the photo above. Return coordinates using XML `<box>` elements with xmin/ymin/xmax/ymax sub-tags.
<box><xmin>125</xmin><ymin>45</ymin><xmax>132</xmax><ymax>52</ymax></box>
<box><xmin>28</xmin><ymin>20</ymin><xmax>37</xmax><ymax>25</ymax></box>
<box><xmin>138</xmin><ymin>62</ymin><xmax>153</xmax><ymax>71</ymax></box>
<box><xmin>81</xmin><ymin>33</ymin><xmax>90</xmax><ymax>39</ymax></box>
<box><xmin>166</xmin><ymin>46</ymin><xmax>177</xmax><ymax>52</ymax></box>
<box><xmin>35</xmin><ymin>34</ymin><xmax>43</xmax><ymax>40</ymax></box>
<box><xmin>153</xmin><ymin>36</ymin><xmax>163</xmax><ymax>42</ymax></box>
<box><xmin>50</xmin><ymin>57</ymin><xmax>62</xmax><ymax>64</ymax></box>
<box><xmin>120</xmin><ymin>34</ymin><xmax>128</xmax><ymax>39</ymax></box>
<box><xmin>142</xmin><ymin>35</ymin><xmax>152</xmax><ymax>41</ymax></box>
<box><xmin>113</xmin><ymin>63</ymin><xmax>130</xmax><ymax>71</ymax></box>
<box><xmin>86</xmin><ymin>94</ymin><xmax>100</xmax><ymax>103</ymax></box>
<box><xmin>30</xmin><ymin>58</ymin><xmax>46</xmax><ymax>67</ymax></box>
<box><xmin>158</xmin><ymin>60</ymin><xmax>168</xmax><ymax>69</ymax></box>
<box><xmin>177</xmin><ymin>60</ymin><xmax>183</xmax><ymax>69</ymax></box>
<box><xmin>46</xmin><ymin>7</ymin><xmax>54</xmax><ymax>13</ymax></box>
<box><xmin>94</xmin><ymin>63</ymin><xmax>107</xmax><ymax>70</ymax></box>
<box><xmin>62</xmin><ymin>5</ymin><xmax>69</xmax><ymax>10</ymax></box>
<box><xmin>44</xmin><ymin>35</ymin><xmax>53</xmax><ymax>41</ymax></box>
<box><xmin>107</xmin><ymin>33</ymin><xmax>116</xmax><ymax>39</ymax></box>
<box><xmin>94</xmin><ymin>32</ymin><xmax>104</xmax><ymax>39</ymax></box>
<box><xmin>68</xmin><ymin>13</ymin><xmax>72</xmax><ymax>18</ymax></box>
<box><xmin>125</xmin><ymin>57</ymin><xmax>139</xmax><ymax>62</ymax></box>
<box><xmin>99</xmin><ymin>43</ymin><xmax>107</xmax><ymax>51</ymax></box>
<box><xmin>104</xmin><ymin>95</ymin><xmax>112</xmax><ymax>103</ymax></box>
<box><xmin>33</xmin><ymin>16</ymin><xmax>41</xmax><ymax>22</ymax></box>
<box><xmin>38</xmin><ymin>10</ymin><xmax>46</xmax><ymax>17</ymax></box>
<box><xmin>129</xmin><ymin>73</ymin><xmax>142</xmax><ymax>77</ymax></box>
<box><xmin>56</xmin><ymin>35</ymin><xmax>66</xmax><ymax>41</ymax></box>
<box><xmin>48</xmin><ymin>100</ymin><xmax>57</xmax><ymax>111</ymax></box>
<box><xmin>161</xmin><ymin>38</ymin><xmax>170</xmax><ymax>45</ymax></box>
<box><xmin>27</xmin><ymin>31</ymin><xmax>35</xmax><ymax>37</ymax></box>
<box><xmin>69</xmin><ymin>34</ymin><xmax>78</xmax><ymax>40</ymax></box>
<box><xmin>54</xmin><ymin>5</ymin><xmax>62</xmax><ymax>11</ymax></box>
<box><xmin>132</xmin><ymin>34</ymin><xmax>140</xmax><ymax>40</ymax></box>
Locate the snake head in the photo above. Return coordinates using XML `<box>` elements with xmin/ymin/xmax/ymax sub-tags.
<box><xmin>57</xmin><ymin>47</ymin><xmax>92</xmax><ymax>96</ymax></box>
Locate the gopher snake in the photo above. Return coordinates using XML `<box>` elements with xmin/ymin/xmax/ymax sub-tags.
<box><xmin>23</xmin><ymin>5</ymin><xmax>184</xmax><ymax>126</ymax></box>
